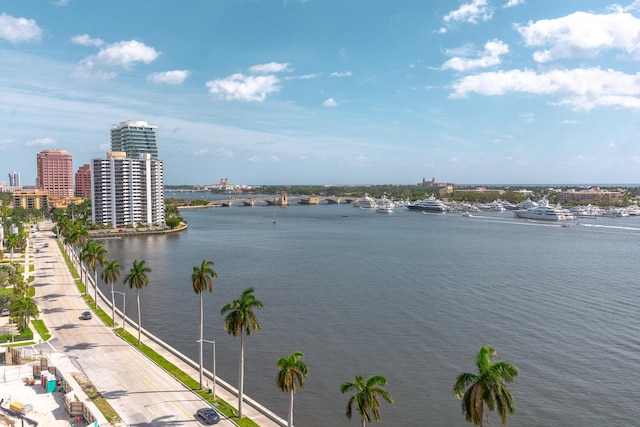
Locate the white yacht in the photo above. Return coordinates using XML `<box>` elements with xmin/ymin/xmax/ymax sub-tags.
<box><xmin>407</xmin><ymin>196</ymin><xmax>447</xmax><ymax>213</ymax></box>
<box><xmin>515</xmin><ymin>199</ymin><xmax>539</xmax><ymax>210</ymax></box>
<box><xmin>352</xmin><ymin>194</ymin><xmax>377</xmax><ymax>209</ymax></box>
<box><xmin>514</xmin><ymin>202</ymin><xmax>569</xmax><ymax>221</ymax></box>
<box><xmin>376</xmin><ymin>197</ymin><xmax>395</xmax><ymax>214</ymax></box>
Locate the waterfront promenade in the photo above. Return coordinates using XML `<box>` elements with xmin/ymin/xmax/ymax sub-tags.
<box><xmin>3</xmin><ymin>220</ymin><xmax>286</xmax><ymax>427</ymax></box>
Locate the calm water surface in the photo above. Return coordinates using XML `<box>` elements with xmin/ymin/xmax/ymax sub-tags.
<box><xmin>100</xmin><ymin>202</ymin><xmax>640</xmax><ymax>426</ymax></box>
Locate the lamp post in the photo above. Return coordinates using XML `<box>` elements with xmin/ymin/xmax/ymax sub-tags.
<box><xmin>197</xmin><ymin>339</ymin><xmax>216</xmax><ymax>400</ymax></box>
<box><xmin>112</xmin><ymin>291</ymin><xmax>126</xmax><ymax>332</ymax></box>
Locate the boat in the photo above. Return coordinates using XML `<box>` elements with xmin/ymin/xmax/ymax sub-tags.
<box><xmin>514</xmin><ymin>202</ymin><xmax>569</xmax><ymax>221</ymax></box>
<box><xmin>272</xmin><ymin>208</ymin><xmax>277</xmax><ymax>224</ymax></box>
<box><xmin>352</xmin><ymin>194</ymin><xmax>377</xmax><ymax>209</ymax></box>
<box><xmin>376</xmin><ymin>198</ymin><xmax>395</xmax><ymax>214</ymax></box>
<box><xmin>515</xmin><ymin>199</ymin><xmax>539</xmax><ymax>210</ymax></box>
<box><xmin>462</xmin><ymin>211</ymin><xmax>472</xmax><ymax>217</ymax></box>
<box><xmin>407</xmin><ymin>196</ymin><xmax>447</xmax><ymax>213</ymax></box>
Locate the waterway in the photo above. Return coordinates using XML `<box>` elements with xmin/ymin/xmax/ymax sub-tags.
<box><xmin>99</xmin><ymin>201</ymin><xmax>640</xmax><ymax>426</ymax></box>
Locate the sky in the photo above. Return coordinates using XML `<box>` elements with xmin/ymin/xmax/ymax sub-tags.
<box><xmin>1</xmin><ymin>0</ymin><xmax>640</xmax><ymax>186</ymax></box>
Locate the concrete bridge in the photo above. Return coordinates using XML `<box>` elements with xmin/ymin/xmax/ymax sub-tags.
<box><xmin>217</xmin><ymin>193</ymin><xmax>355</xmax><ymax>207</ymax></box>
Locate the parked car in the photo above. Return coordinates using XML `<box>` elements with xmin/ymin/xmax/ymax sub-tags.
<box><xmin>1</xmin><ymin>308</ymin><xmax>10</xmax><ymax>317</ymax></box>
<box><xmin>196</xmin><ymin>408</ymin><xmax>220</xmax><ymax>425</ymax></box>
<box><xmin>80</xmin><ymin>311</ymin><xmax>92</xmax><ymax>320</ymax></box>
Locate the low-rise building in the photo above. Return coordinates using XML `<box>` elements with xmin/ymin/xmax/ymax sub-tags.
<box><xmin>557</xmin><ymin>188</ymin><xmax>623</xmax><ymax>204</ymax></box>
<box><xmin>12</xmin><ymin>189</ymin><xmax>49</xmax><ymax>210</ymax></box>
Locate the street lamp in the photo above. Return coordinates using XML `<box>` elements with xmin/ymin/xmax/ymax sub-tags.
<box><xmin>112</xmin><ymin>291</ymin><xmax>126</xmax><ymax>332</ymax></box>
<box><xmin>197</xmin><ymin>339</ymin><xmax>216</xmax><ymax>400</ymax></box>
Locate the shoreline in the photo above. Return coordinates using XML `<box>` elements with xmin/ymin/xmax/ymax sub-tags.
<box><xmin>87</xmin><ymin>222</ymin><xmax>188</xmax><ymax>238</ymax></box>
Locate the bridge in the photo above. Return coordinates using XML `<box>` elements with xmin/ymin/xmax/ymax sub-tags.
<box><xmin>213</xmin><ymin>193</ymin><xmax>355</xmax><ymax>207</ymax></box>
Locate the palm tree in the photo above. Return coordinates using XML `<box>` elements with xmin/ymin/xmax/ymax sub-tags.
<box><xmin>11</xmin><ymin>273</ymin><xmax>29</xmax><ymax>298</ymax></box>
<box><xmin>341</xmin><ymin>375</ymin><xmax>393</xmax><ymax>427</ymax></box>
<box><xmin>66</xmin><ymin>221</ymin><xmax>88</xmax><ymax>274</ymax></box>
<box><xmin>81</xmin><ymin>240</ymin><xmax>108</xmax><ymax>303</ymax></box>
<box><xmin>5</xmin><ymin>233</ymin><xmax>20</xmax><ymax>261</ymax></box>
<box><xmin>192</xmin><ymin>259</ymin><xmax>218</xmax><ymax>390</ymax></box>
<box><xmin>9</xmin><ymin>295</ymin><xmax>39</xmax><ymax>332</ymax></box>
<box><xmin>453</xmin><ymin>346</ymin><xmax>519</xmax><ymax>427</ymax></box>
<box><xmin>220</xmin><ymin>287</ymin><xmax>263</xmax><ymax>418</ymax></box>
<box><xmin>123</xmin><ymin>260</ymin><xmax>151</xmax><ymax>345</ymax></box>
<box><xmin>277</xmin><ymin>351</ymin><xmax>309</xmax><ymax>427</ymax></box>
<box><xmin>101</xmin><ymin>259</ymin><xmax>123</xmax><ymax>327</ymax></box>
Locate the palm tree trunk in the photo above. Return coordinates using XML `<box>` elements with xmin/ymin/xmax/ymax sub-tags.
<box><xmin>238</xmin><ymin>332</ymin><xmax>244</xmax><ymax>418</ymax></box>
<box><xmin>199</xmin><ymin>292</ymin><xmax>203</xmax><ymax>389</ymax></box>
<box><xmin>94</xmin><ymin>269</ymin><xmax>98</xmax><ymax>308</ymax></box>
<box><xmin>137</xmin><ymin>289</ymin><xmax>141</xmax><ymax>345</ymax></box>
<box><xmin>110</xmin><ymin>283</ymin><xmax>115</xmax><ymax>327</ymax></box>
<box><xmin>289</xmin><ymin>389</ymin><xmax>294</xmax><ymax>427</ymax></box>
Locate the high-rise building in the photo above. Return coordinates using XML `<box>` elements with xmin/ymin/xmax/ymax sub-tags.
<box><xmin>91</xmin><ymin>152</ymin><xmax>165</xmax><ymax>228</ymax></box>
<box><xmin>8</xmin><ymin>171</ymin><xmax>20</xmax><ymax>188</ymax></box>
<box><xmin>36</xmin><ymin>150</ymin><xmax>74</xmax><ymax>199</ymax></box>
<box><xmin>110</xmin><ymin>120</ymin><xmax>159</xmax><ymax>159</ymax></box>
<box><xmin>75</xmin><ymin>164</ymin><xmax>92</xmax><ymax>197</ymax></box>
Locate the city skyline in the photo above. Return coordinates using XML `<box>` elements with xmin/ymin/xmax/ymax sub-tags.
<box><xmin>1</xmin><ymin>1</ymin><xmax>640</xmax><ymax>186</ymax></box>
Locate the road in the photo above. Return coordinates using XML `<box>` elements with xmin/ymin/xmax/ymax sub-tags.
<box><xmin>30</xmin><ymin>221</ymin><xmax>237</xmax><ymax>427</ymax></box>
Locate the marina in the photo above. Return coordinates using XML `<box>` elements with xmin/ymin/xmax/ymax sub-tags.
<box><xmin>100</xmin><ymin>202</ymin><xmax>640</xmax><ymax>426</ymax></box>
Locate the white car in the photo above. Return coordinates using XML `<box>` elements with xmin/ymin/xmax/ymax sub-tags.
<box><xmin>1</xmin><ymin>308</ymin><xmax>10</xmax><ymax>317</ymax></box>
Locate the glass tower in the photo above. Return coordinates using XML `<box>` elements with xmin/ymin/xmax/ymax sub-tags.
<box><xmin>110</xmin><ymin>120</ymin><xmax>159</xmax><ymax>159</ymax></box>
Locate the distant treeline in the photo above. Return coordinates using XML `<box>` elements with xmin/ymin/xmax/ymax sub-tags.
<box><xmin>164</xmin><ymin>185</ymin><xmax>639</xmax><ymax>207</ymax></box>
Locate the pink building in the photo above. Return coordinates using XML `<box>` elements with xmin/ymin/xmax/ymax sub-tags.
<box><xmin>36</xmin><ymin>150</ymin><xmax>74</xmax><ymax>199</ymax></box>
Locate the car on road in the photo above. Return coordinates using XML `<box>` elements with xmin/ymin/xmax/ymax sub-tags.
<box><xmin>196</xmin><ymin>407</ymin><xmax>220</xmax><ymax>425</ymax></box>
<box><xmin>1</xmin><ymin>308</ymin><xmax>9</xmax><ymax>317</ymax></box>
<box><xmin>80</xmin><ymin>311</ymin><xmax>92</xmax><ymax>320</ymax></box>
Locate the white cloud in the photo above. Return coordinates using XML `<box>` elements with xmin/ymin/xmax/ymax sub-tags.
<box><xmin>442</xmin><ymin>39</ymin><xmax>508</xmax><ymax>71</ymax></box>
<box><xmin>147</xmin><ymin>70</ymin><xmax>190</xmax><ymax>85</ymax></box>
<box><xmin>25</xmin><ymin>137</ymin><xmax>56</xmax><ymax>147</ymax></box>
<box><xmin>74</xmin><ymin>40</ymin><xmax>160</xmax><ymax>79</ymax></box>
<box><xmin>0</xmin><ymin>13</ymin><xmax>42</xmax><ymax>43</ymax></box>
<box><xmin>503</xmin><ymin>0</ymin><xmax>524</xmax><ymax>8</ymax></box>
<box><xmin>330</xmin><ymin>71</ymin><xmax>352</xmax><ymax>77</ymax></box>
<box><xmin>520</xmin><ymin>112</ymin><xmax>536</xmax><ymax>123</ymax></box>
<box><xmin>249</xmin><ymin>62</ymin><xmax>292</xmax><ymax>74</ymax></box>
<box><xmin>515</xmin><ymin>11</ymin><xmax>640</xmax><ymax>62</ymax></box>
<box><xmin>323</xmin><ymin>98</ymin><xmax>339</xmax><ymax>107</ymax></box>
<box><xmin>93</xmin><ymin>40</ymin><xmax>159</xmax><ymax>68</ymax></box>
<box><xmin>217</xmin><ymin>147</ymin><xmax>234</xmax><ymax>158</ymax></box>
<box><xmin>71</xmin><ymin>34</ymin><xmax>104</xmax><ymax>47</ymax></box>
<box><xmin>193</xmin><ymin>149</ymin><xmax>210</xmax><ymax>156</ymax></box>
<box><xmin>443</xmin><ymin>0</ymin><xmax>493</xmax><ymax>24</ymax></box>
<box><xmin>285</xmin><ymin>73</ymin><xmax>321</xmax><ymax>80</ymax></box>
<box><xmin>206</xmin><ymin>73</ymin><xmax>281</xmax><ymax>102</ymax></box>
<box><xmin>353</xmin><ymin>154</ymin><xmax>369</xmax><ymax>164</ymax></box>
<box><xmin>450</xmin><ymin>67</ymin><xmax>640</xmax><ymax>110</ymax></box>
<box><xmin>52</xmin><ymin>0</ymin><xmax>72</xmax><ymax>6</ymax></box>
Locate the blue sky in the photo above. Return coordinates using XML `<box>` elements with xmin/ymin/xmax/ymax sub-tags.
<box><xmin>1</xmin><ymin>0</ymin><xmax>640</xmax><ymax>186</ymax></box>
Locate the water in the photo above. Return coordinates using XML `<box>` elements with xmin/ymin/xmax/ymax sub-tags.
<box><xmin>99</xmin><ymin>203</ymin><xmax>640</xmax><ymax>426</ymax></box>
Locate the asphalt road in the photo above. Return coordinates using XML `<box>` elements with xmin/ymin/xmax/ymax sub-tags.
<box><xmin>30</xmin><ymin>222</ymin><xmax>237</xmax><ymax>427</ymax></box>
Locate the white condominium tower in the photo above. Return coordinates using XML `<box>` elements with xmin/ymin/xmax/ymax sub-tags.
<box><xmin>110</xmin><ymin>120</ymin><xmax>159</xmax><ymax>159</ymax></box>
<box><xmin>8</xmin><ymin>171</ymin><xmax>20</xmax><ymax>188</ymax></box>
<box><xmin>91</xmin><ymin>152</ymin><xmax>165</xmax><ymax>228</ymax></box>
